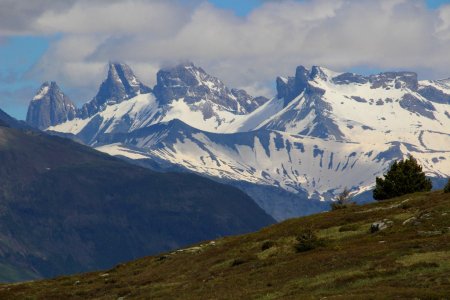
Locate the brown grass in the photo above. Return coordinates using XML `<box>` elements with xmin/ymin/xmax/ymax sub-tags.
<box><xmin>0</xmin><ymin>191</ymin><xmax>449</xmax><ymax>299</ymax></box>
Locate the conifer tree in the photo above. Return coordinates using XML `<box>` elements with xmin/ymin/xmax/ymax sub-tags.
<box><xmin>444</xmin><ymin>179</ymin><xmax>450</xmax><ymax>193</ymax></box>
<box><xmin>373</xmin><ymin>155</ymin><xmax>432</xmax><ymax>200</ymax></box>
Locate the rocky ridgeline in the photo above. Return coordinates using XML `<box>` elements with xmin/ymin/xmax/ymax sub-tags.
<box><xmin>79</xmin><ymin>62</ymin><xmax>152</xmax><ymax>118</ymax></box>
<box><xmin>26</xmin><ymin>62</ymin><xmax>269</xmax><ymax>129</ymax></box>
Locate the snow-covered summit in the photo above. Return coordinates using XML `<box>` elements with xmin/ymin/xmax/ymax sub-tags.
<box><xmin>253</xmin><ymin>66</ymin><xmax>450</xmax><ymax>144</ymax></box>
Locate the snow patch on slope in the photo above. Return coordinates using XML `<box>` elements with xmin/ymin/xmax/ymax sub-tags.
<box><xmin>32</xmin><ymin>86</ymin><xmax>50</xmax><ymax>101</ymax></box>
<box><xmin>96</xmin><ymin>143</ymin><xmax>151</xmax><ymax>160</ymax></box>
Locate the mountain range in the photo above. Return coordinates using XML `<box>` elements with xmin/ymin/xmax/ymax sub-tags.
<box><xmin>26</xmin><ymin>62</ymin><xmax>450</xmax><ymax>220</ymax></box>
<box><xmin>0</xmin><ymin>109</ymin><xmax>274</xmax><ymax>282</ymax></box>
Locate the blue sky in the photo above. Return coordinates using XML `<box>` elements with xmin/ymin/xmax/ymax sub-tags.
<box><xmin>427</xmin><ymin>0</ymin><xmax>450</xmax><ymax>8</ymax></box>
<box><xmin>208</xmin><ymin>0</ymin><xmax>264</xmax><ymax>16</ymax></box>
<box><xmin>0</xmin><ymin>37</ymin><xmax>49</xmax><ymax>117</ymax></box>
<box><xmin>210</xmin><ymin>0</ymin><xmax>450</xmax><ymax>14</ymax></box>
<box><xmin>1</xmin><ymin>0</ymin><xmax>450</xmax><ymax>119</ymax></box>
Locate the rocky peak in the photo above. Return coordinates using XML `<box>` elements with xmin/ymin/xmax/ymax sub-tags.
<box><xmin>309</xmin><ymin>66</ymin><xmax>329</xmax><ymax>81</ymax></box>
<box><xmin>277</xmin><ymin>65</ymin><xmax>317</xmax><ymax>106</ymax></box>
<box><xmin>418</xmin><ymin>78</ymin><xmax>450</xmax><ymax>104</ymax></box>
<box><xmin>32</xmin><ymin>81</ymin><xmax>52</xmax><ymax>101</ymax></box>
<box><xmin>26</xmin><ymin>81</ymin><xmax>76</xmax><ymax>130</ymax></box>
<box><xmin>80</xmin><ymin>62</ymin><xmax>151</xmax><ymax>118</ymax></box>
<box><xmin>153</xmin><ymin>62</ymin><xmax>267</xmax><ymax>114</ymax></box>
<box><xmin>369</xmin><ymin>72</ymin><xmax>418</xmax><ymax>90</ymax></box>
<box><xmin>155</xmin><ymin>63</ymin><xmax>205</xmax><ymax>91</ymax></box>
<box><xmin>332</xmin><ymin>73</ymin><xmax>369</xmax><ymax>85</ymax></box>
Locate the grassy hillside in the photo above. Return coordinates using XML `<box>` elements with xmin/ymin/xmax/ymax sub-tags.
<box><xmin>1</xmin><ymin>191</ymin><xmax>449</xmax><ymax>299</ymax></box>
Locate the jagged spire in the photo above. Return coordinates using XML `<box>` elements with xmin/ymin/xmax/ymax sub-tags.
<box><xmin>80</xmin><ymin>62</ymin><xmax>152</xmax><ymax>118</ymax></box>
<box><xmin>26</xmin><ymin>81</ymin><xmax>77</xmax><ymax>130</ymax></box>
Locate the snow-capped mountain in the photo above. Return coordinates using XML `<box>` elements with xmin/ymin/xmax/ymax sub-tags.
<box><xmin>48</xmin><ymin>63</ymin><xmax>269</xmax><ymax>144</ymax></box>
<box><xmin>26</xmin><ymin>81</ymin><xmax>77</xmax><ymax>129</ymax></box>
<box><xmin>95</xmin><ymin>118</ymin><xmax>449</xmax><ymax>220</ymax></box>
<box><xmin>244</xmin><ymin>66</ymin><xmax>450</xmax><ymax>145</ymax></box>
<box><xmin>31</xmin><ymin>63</ymin><xmax>450</xmax><ymax>220</ymax></box>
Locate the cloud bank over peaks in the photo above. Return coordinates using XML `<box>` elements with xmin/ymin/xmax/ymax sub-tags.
<box><xmin>2</xmin><ymin>0</ymin><xmax>450</xmax><ymax>108</ymax></box>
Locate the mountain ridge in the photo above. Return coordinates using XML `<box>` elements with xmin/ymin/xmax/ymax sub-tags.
<box><xmin>27</xmin><ymin>63</ymin><xmax>450</xmax><ymax>220</ymax></box>
<box><xmin>0</xmin><ymin>110</ymin><xmax>275</xmax><ymax>282</ymax></box>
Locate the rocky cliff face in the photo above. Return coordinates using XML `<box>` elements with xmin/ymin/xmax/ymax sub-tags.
<box><xmin>80</xmin><ymin>63</ymin><xmax>152</xmax><ymax>118</ymax></box>
<box><xmin>46</xmin><ymin>62</ymin><xmax>270</xmax><ymax>141</ymax></box>
<box><xmin>26</xmin><ymin>81</ymin><xmax>77</xmax><ymax>130</ymax></box>
<box><xmin>153</xmin><ymin>62</ymin><xmax>268</xmax><ymax>114</ymax></box>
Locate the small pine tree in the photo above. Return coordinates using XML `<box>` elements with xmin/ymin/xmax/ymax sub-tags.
<box><xmin>331</xmin><ymin>187</ymin><xmax>353</xmax><ymax>210</ymax></box>
<box><xmin>444</xmin><ymin>179</ymin><xmax>450</xmax><ymax>193</ymax></box>
<box><xmin>373</xmin><ymin>155</ymin><xmax>432</xmax><ymax>200</ymax></box>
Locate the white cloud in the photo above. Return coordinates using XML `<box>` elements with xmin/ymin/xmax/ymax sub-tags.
<box><xmin>2</xmin><ymin>0</ymin><xmax>450</xmax><ymax>105</ymax></box>
<box><xmin>34</xmin><ymin>0</ymin><xmax>191</xmax><ymax>36</ymax></box>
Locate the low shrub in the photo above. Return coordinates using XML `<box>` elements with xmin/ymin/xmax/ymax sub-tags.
<box><xmin>231</xmin><ymin>258</ymin><xmax>246</xmax><ymax>267</ymax></box>
<box><xmin>261</xmin><ymin>240</ymin><xmax>275</xmax><ymax>251</ymax></box>
<box><xmin>331</xmin><ymin>187</ymin><xmax>354</xmax><ymax>210</ymax></box>
<box><xmin>295</xmin><ymin>228</ymin><xmax>324</xmax><ymax>252</ymax></box>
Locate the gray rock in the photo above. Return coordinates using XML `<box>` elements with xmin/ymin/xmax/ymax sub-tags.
<box><xmin>270</xmin><ymin>65</ymin><xmax>346</xmax><ymax>139</ymax></box>
<box><xmin>419</xmin><ymin>212</ymin><xmax>433</xmax><ymax>220</ymax></box>
<box><xmin>369</xmin><ymin>72</ymin><xmax>418</xmax><ymax>90</ymax></box>
<box><xmin>276</xmin><ymin>65</ymin><xmax>313</xmax><ymax>106</ymax></box>
<box><xmin>399</xmin><ymin>94</ymin><xmax>436</xmax><ymax>119</ymax></box>
<box><xmin>402</xmin><ymin>216</ymin><xmax>417</xmax><ymax>225</ymax></box>
<box><xmin>26</xmin><ymin>81</ymin><xmax>77</xmax><ymax>129</ymax></box>
<box><xmin>80</xmin><ymin>62</ymin><xmax>151</xmax><ymax>118</ymax></box>
<box><xmin>276</xmin><ymin>76</ymin><xmax>294</xmax><ymax>102</ymax></box>
<box><xmin>351</xmin><ymin>96</ymin><xmax>368</xmax><ymax>103</ymax></box>
<box><xmin>153</xmin><ymin>62</ymin><xmax>267</xmax><ymax>114</ymax></box>
<box><xmin>333</xmin><ymin>72</ymin><xmax>369</xmax><ymax>85</ymax></box>
<box><xmin>418</xmin><ymin>86</ymin><xmax>450</xmax><ymax>104</ymax></box>
<box><xmin>269</xmin><ymin>69</ymin><xmax>345</xmax><ymax>140</ymax></box>
<box><xmin>371</xmin><ymin>219</ymin><xmax>392</xmax><ymax>233</ymax></box>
